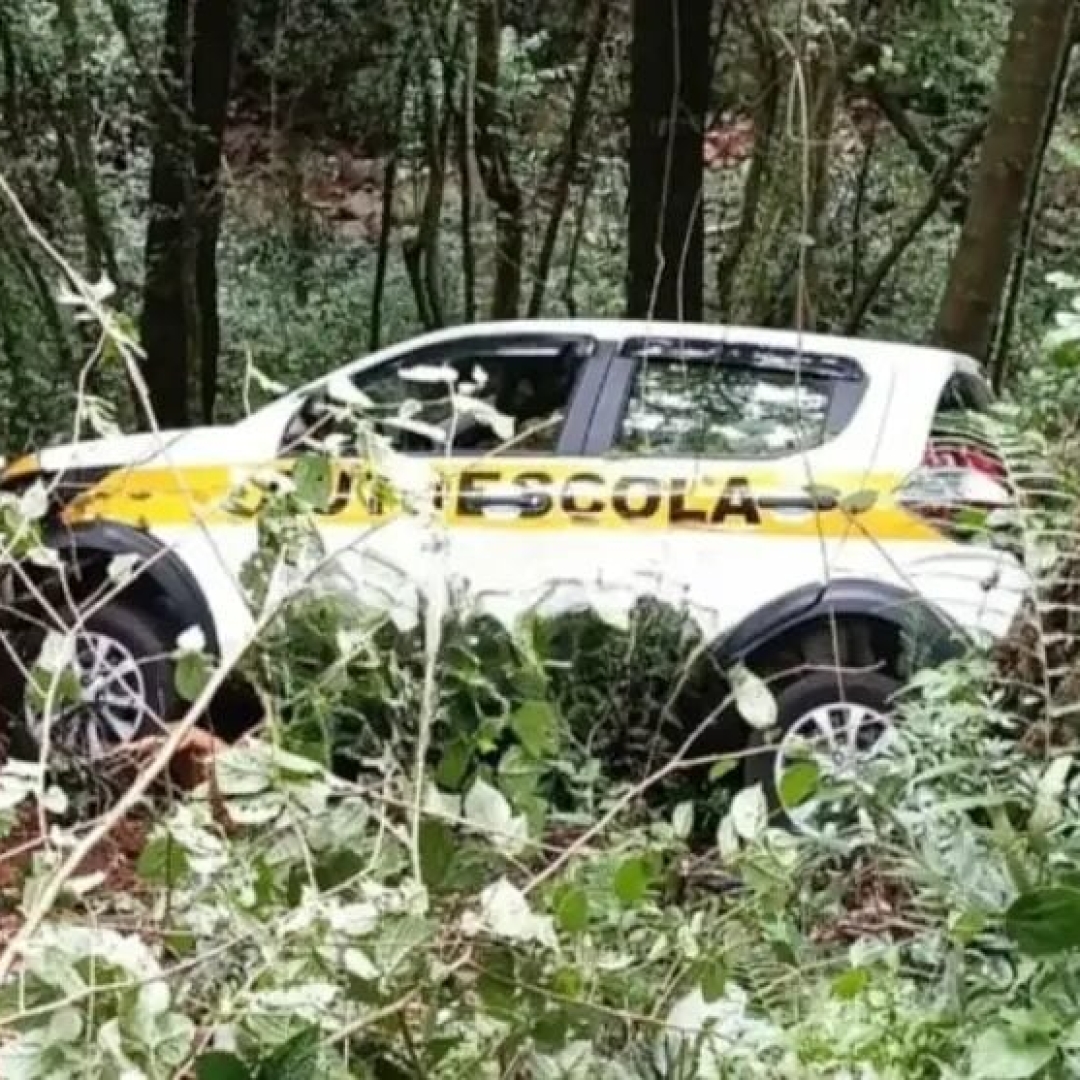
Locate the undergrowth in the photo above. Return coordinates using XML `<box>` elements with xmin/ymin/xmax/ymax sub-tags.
<box><xmin>4</xmin><ymin>283</ymin><xmax>1080</xmax><ymax>1078</ymax></box>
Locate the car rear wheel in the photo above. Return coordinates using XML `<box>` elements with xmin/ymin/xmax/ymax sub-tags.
<box><xmin>5</xmin><ymin>601</ymin><xmax>181</xmax><ymax>761</ymax></box>
<box><xmin>743</xmin><ymin>669</ymin><xmax>901</xmax><ymax>831</ymax></box>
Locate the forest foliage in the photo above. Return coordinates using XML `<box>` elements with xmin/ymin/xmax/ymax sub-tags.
<box><xmin>2</xmin><ymin>0</ymin><xmax>1080</xmax><ymax>1077</ymax></box>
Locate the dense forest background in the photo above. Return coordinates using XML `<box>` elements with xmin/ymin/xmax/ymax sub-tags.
<box><xmin>5</xmin><ymin>4</ymin><xmax>1080</xmax><ymax>1078</ymax></box>
<box><xmin>1</xmin><ymin>0</ymin><xmax>1077</xmax><ymax>447</ymax></box>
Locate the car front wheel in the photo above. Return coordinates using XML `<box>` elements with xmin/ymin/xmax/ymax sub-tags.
<box><xmin>743</xmin><ymin>669</ymin><xmax>902</xmax><ymax>831</ymax></box>
<box><xmin>6</xmin><ymin>601</ymin><xmax>181</xmax><ymax>761</ymax></box>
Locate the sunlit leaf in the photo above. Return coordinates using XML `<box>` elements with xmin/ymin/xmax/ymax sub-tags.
<box><xmin>779</xmin><ymin>761</ymin><xmax>820</xmax><ymax>809</ymax></box>
<box><xmin>839</xmin><ymin>488</ymin><xmax>878</xmax><ymax>515</ymax></box>
<box><xmin>729</xmin><ymin>784</ymin><xmax>767</xmax><ymax>841</ymax></box>
<box><xmin>293</xmin><ymin>454</ymin><xmax>333</xmax><ymax>509</ymax></box>
<box><xmin>613</xmin><ymin>856</ymin><xmax>651</xmax><ymax>907</ymax></box>
<box><xmin>831</xmin><ymin>967</ymin><xmax>869</xmax><ymax>1000</ymax></box>
<box><xmin>464</xmin><ymin>878</ymin><xmax>556</xmax><ymax>947</ymax></box>
<box><xmin>553</xmin><ymin>886</ymin><xmax>589</xmax><ymax>933</ymax></box>
<box><xmin>463</xmin><ymin>777</ymin><xmax>528</xmax><ymax>855</ymax></box>
<box><xmin>175</xmin><ymin>650</ymin><xmax>212</xmax><ymax>703</ymax></box>
<box><xmin>728</xmin><ymin>663</ymin><xmax>777</xmax><ymax>730</ymax></box>
<box><xmin>672</xmin><ymin>801</ymin><xmax>694</xmax><ymax>839</ymax></box>
<box><xmin>970</xmin><ymin>1025</ymin><xmax>1055</xmax><ymax>1079</ymax></box>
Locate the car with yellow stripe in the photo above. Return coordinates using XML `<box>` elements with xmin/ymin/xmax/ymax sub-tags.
<box><xmin>0</xmin><ymin>320</ymin><xmax>1030</xmax><ymax>813</ymax></box>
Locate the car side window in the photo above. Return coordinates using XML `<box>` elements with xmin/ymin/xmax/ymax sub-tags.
<box><xmin>286</xmin><ymin>338</ymin><xmax>589</xmax><ymax>457</ymax></box>
<box><xmin>615</xmin><ymin>343</ymin><xmax>857</xmax><ymax>458</ymax></box>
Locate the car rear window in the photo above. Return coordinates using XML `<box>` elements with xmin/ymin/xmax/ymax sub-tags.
<box><xmin>614</xmin><ymin>340</ymin><xmax>865</xmax><ymax>458</ymax></box>
<box><xmin>935</xmin><ymin>371</ymin><xmax>993</xmax><ymax>415</ymax></box>
<box><xmin>925</xmin><ymin>371</ymin><xmax>1006</xmax><ymax>479</ymax></box>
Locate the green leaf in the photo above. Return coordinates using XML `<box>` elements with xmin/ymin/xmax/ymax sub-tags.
<box><xmin>196</xmin><ymin>1052</ymin><xmax>252</xmax><ymax>1080</ymax></box>
<box><xmin>419</xmin><ymin>820</ymin><xmax>455</xmax><ymax>890</ymax></box>
<box><xmin>175</xmin><ymin>650</ymin><xmax>211</xmax><ymax>703</ymax></box>
<box><xmin>435</xmin><ymin>739</ymin><xmax>472</xmax><ymax>789</ymax></box>
<box><xmin>700</xmin><ymin>959</ymin><xmax>727</xmax><ymax>1003</ymax></box>
<box><xmin>256</xmin><ymin>1027</ymin><xmax>321</xmax><ymax>1080</ymax></box>
<box><xmin>553</xmin><ymin>886</ymin><xmax>589</xmax><ymax>933</ymax></box>
<box><xmin>957</xmin><ymin>506</ymin><xmax>989</xmax><ymax>533</ymax></box>
<box><xmin>839</xmin><ymin>488</ymin><xmax>878</xmax><ymax>515</ymax></box>
<box><xmin>293</xmin><ymin>454</ymin><xmax>333</xmax><ymax>510</ymax></box>
<box><xmin>137</xmin><ymin>836</ymin><xmax>190</xmax><ymax>887</ymax></box>
<box><xmin>950</xmin><ymin>909</ymin><xmax>988</xmax><ymax>945</ymax></box>
<box><xmin>1005</xmin><ymin>886</ymin><xmax>1080</xmax><ymax>956</ymax></box>
<box><xmin>779</xmin><ymin>761</ymin><xmax>820</xmax><ymax>809</ymax></box>
<box><xmin>510</xmin><ymin>699</ymin><xmax>559</xmax><ymax>758</ymax></box>
<box><xmin>970</xmin><ymin>1025</ymin><xmax>1055</xmax><ymax>1079</ymax></box>
<box><xmin>477</xmin><ymin>948</ymin><xmax>518</xmax><ymax>1018</ymax></box>
<box><xmin>613</xmin><ymin>856</ymin><xmax>651</xmax><ymax>907</ymax></box>
<box><xmin>831</xmin><ymin>967</ymin><xmax>869</xmax><ymax>1000</ymax></box>
<box><xmin>709</xmin><ymin>758</ymin><xmax>739</xmax><ymax>782</ymax></box>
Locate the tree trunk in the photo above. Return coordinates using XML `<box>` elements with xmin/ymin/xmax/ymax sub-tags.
<box><xmin>627</xmin><ymin>0</ymin><xmax>711</xmax><ymax>321</ymax></box>
<box><xmin>475</xmin><ymin>0</ymin><xmax>524</xmax><ymax>320</ymax></box>
<box><xmin>990</xmin><ymin>29</ymin><xmax>1076</xmax><ymax>387</ymax></box>
<box><xmin>796</xmin><ymin>39</ymin><xmax>841</xmax><ymax>330</ymax></box>
<box><xmin>716</xmin><ymin>0</ymin><xmax>779</xmax><ymax>317</ymax></box>
<box><xmin>934</xmin><ymin>0</ymin><xmax>1077</xmax><ymax>362</ymax></box>
<box><xmin>529</xmin><ymin>0</ymin><xmax>611</xmax><ymax>316</ymax></box>
<box><xmin>55</xmin><ymin>0</ymin><xmax>121</xmax><ymax>290</ymax></box>
<box><xmin>141</xmin><ymin>0</ymin><xmax>239</xmax><ymax>429</ymax></box>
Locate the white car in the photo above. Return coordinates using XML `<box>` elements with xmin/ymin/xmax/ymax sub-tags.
<box><xmin>0</xmin><ymin>319</ymin><xmax>1030</xmax><ymax>812</ymax></box>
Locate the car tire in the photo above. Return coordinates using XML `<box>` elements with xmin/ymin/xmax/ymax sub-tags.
<box><xmin>743</xmin><ymin>669</ymin><xmax>901</xmax><ymax>830</ymax></box>
<box><xmin>3</xmin><ymin>600</ymin><xmax>181</xmax><ymax>762</ymax></box>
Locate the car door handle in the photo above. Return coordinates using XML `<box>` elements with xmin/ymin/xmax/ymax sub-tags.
<box><xmin>459</xmin><ymin>487</ymin><xmax>546</xmax><ymax>517</ymax></box>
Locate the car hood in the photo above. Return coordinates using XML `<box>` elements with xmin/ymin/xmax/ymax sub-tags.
<box><xmin>5</xmin><ymin>421</ymin><xmax>279</xmax><ymax>480</ymax></box>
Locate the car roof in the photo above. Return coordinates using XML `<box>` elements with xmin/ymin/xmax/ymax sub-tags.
<box><xmin>276</xmin><ymin>319</ymin><xmax>984</xmax><ymax>409</ymax></box>
<box><xmin>375</xmin><ymin>318</ymin><xmax>981</xmax><ymax>377</ymax></box>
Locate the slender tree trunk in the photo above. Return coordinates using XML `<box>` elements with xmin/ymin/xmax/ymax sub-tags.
<box><xmin>191</xmin><ymin>0</ymin><xmax>238</xmax><ymax>423</ymax></box>
<box><xmin>54</xmin><ymin>0</ymin><xmax>120</xmax><ymax>289</ymax></box>
<box><xmin>370</xmin><ymin>63</ymin><xmax>409</xmax><ymax>351</ymax></box>
<box><xmin>475</xmin><ymin>0</ymin><xmax>523</xmax><ymax>320</ymax></box>
<box><xmin>141</xmin><ymin>0</ymin><xmax>239</xmax><ymax>428</ymax></box>
<box><xmin>0</xmin><ymin>14</ymin><xmax>26</xmax><ymax>158</ymax></box>
<box><xmin>716</xmin><ymin>0</ymin><xmax>779</xmax><ymax>316</ymax></box>
<box><xmin>796</xmin><ymin>40</ymin><xmax>841</xmax><ymax>329</ymax></box>
<box><xmin>627</xmin><ymin>0</ymin><xmax>711</xmax><ymax>321</ymax></box>
<box><xmin>934</xmin><ymin>0</ymin><xmax>1077</xmax><ymax>361</ymax></box>
<box><xmin>458</xmin><ymin>16</ymin><xmax>479</xmax><ymax>323</ymax></box>
<box><xmin>528</xmin><ymin>0</ymin><xmax>611</xmax><ymax>316</ymax></box>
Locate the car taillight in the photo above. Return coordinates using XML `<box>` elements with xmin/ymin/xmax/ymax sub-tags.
<box><xmin>922</xmin><ymin>443</ymin><xmax>1008</xmax><ymax>483</ymax></box>
<box><xmin>896</xmin><ymin>442</ymin><xmax>1014</xmax><ymax>542</ymax></box>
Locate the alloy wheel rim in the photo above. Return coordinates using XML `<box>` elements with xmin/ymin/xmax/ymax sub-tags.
<box><xmin>773</xmin><ymin>699</ymin><xmax>895</xmax><ymax>829</ymax></box>
<box><xmin>24</xmin><ymin>630</ymin><xmax>151</xmax><ymax>759</ymax></box>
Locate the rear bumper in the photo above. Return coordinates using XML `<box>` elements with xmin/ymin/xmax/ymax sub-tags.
<box><xmin>898</xmin><ymin>547</ymin><xmax>1031</xmax><ymax>645</ymax></box>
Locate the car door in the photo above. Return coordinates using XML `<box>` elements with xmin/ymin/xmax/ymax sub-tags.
<box><xmin>573</xmin><ymin>334</ymin><xmax>873</xmax><ymax>641</ymax></box>
<box><xmin>276</xmin><ymin>329</ymin><xmax>612</xmax><ymax>628</ymax></box>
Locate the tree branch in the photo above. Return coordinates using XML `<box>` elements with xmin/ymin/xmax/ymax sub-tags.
<box><xmin>845</xmin><ymin>119</ymin><xmax>986</xmax><ymax>334</ymax></box>
<box><xmin>867</xmin><ymin>76</ymin><xmax>968</xmax><ymax>222</ymax></box>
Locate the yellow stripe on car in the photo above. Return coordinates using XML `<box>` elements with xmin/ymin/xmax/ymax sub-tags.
<box><xmin>61</xmin><ymin>458</ymin><xmax>940</xmax><ymax>542</ymax></box>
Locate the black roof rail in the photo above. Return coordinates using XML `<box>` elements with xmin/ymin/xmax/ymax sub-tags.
<box><xmin>620</xmin><ymin>336</ymin><xmax>864</xmax><ymax>381</ymax></box>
